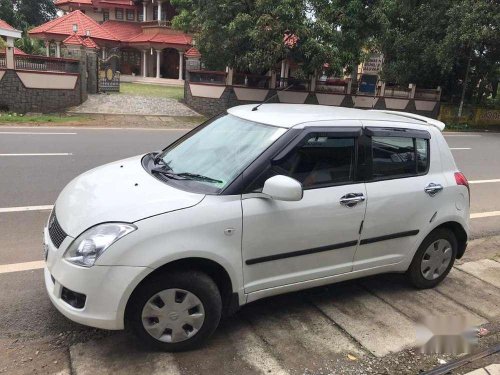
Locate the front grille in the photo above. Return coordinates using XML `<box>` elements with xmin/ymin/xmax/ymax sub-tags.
<box><xmin>48</xmin><ymin>210</ymin><xmax>67</xmax><ymax>249</ymax></box>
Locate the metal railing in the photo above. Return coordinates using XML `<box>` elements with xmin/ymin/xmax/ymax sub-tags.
<box><xmin>188</xmin><ymin>70</ymin><xmax>227</xmax><ymax>85</ymax></box>
<box><xmin>415</xmin><ymin>88</ymin><xmax>441</xmax><ymax>101</ymax></box>
<box><xmin>315</xmin><ymin>80</ymin><xmax>349</xmax><ymax>94</ymax></box>
<box><xmin>233</xmin><ymin>73</ymin><xmax>270</xmax><ymax>89</ymax></box>
<box><xmin>0</xmin><ymin>53</ymin><xmax>5</xmax><ymax>68</ymax></box>
<box><xmin>275</xmin><ymin>77</ymin><xmax>311</xmax><ymax>91</ymax></box>
<box><xmin>384</xmin><ymin>85</ymin><xmax>411</xmax><ymax>98</ymax></box>
<box><xmin>14</xmin><ymin>55</ymin><xmax>79</xmax><ymax>73</ymax></box>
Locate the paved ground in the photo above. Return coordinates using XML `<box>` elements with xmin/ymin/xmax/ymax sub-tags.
<box><xmin>68</xmin><ymin>93</ymin><xmax>199</xmax><ymax>116</ymax></box>
<box><xmin>0</xmin><ymin>128</ymin><xmax>499</xmax><ymax>374</ymax></box>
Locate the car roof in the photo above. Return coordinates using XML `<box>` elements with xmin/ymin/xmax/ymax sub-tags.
<box><xmin>227</xmin><ymin>104</ymin><xmax>445</xmax><ymax>131</ymax></box>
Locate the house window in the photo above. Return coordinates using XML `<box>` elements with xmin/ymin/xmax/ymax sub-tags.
<box><xmin>138</xmin><ymin>9</ymin><xmax>143</xmax><ymax>22</ymax></box>
<box><xmin>126</xmin><ymin>9</ymin><xmax>135</xmax><ymax>21</ymax></box>
<box><xmin>103</xmin><ymin>10</ymin><xmax>109</xmax><ymax>21</ymax></box>
<box><xmin>153</xmin><ymin>6</ymin><xmax>167</xmax><ymax>21</ymax></box>
<box><xmin>115</xmin><ymin>8</ymin><xmax>124</xmax><ymax>20</ymax></box>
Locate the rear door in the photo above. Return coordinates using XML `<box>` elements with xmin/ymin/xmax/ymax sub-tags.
<box><xmin>353</xmin><ymin>122</ymin><xmax>444</xmax><ymax>271</ymax></box>
<box><xmin>241</xmin><ymin>124</ymin><xmax>367</xmax><ymax>293</ymax></box>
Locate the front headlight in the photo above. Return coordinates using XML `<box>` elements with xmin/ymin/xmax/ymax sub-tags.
<box><xmin>64</xmin><ymin>223</ymin><xmax>137</xmax><ymax>267</ymax></box>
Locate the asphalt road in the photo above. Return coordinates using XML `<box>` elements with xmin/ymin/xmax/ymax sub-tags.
<box><xmin>0</xmin><ymin>127</ymin><xmax>499</xmax><ymax>374</ymax></box>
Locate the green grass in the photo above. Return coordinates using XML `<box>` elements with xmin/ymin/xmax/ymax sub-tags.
<box><xmin>0</xmin><ymin>113</ymin><xmax>90</xmax><ymax>123</ymax></box>
<box><xmin>120</xmin><ymin>82</ymin><xmax>184</xmax><ymax>100</ymax></box>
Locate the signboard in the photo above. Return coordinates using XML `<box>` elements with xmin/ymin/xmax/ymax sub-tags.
<box><xmin>362</xmin><ymin>54</ymin><xmax>384</xmax><ymax>74</ymax></box>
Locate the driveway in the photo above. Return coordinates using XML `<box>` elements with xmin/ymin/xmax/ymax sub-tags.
<box><xmin>68</xmin><ymin>93</ymin><xmax>200</xmax><ymax>117</ymax></box>
<box><xmin>0</xmin><ymin>128</ymin><xmax>499</xmax><ymax>374</ymax></box>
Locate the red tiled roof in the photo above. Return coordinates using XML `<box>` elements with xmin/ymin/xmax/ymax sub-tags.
<box><xmin>0</xmin><ymin>19</ymin><xmax>15</xmax><ymax>30</ymax></box>
<box><xmin>101</xmin><ymin>20</ymin><xmax>142</xmax><ymax>41</ymax></box>
<box><xmin>82</xmin><ymin>37</ymin><xmax>99</xmax><ymax>48</ymax></box>
<box><xmin>62</xmin><ymin>34</ymin><xmax>98</xmax><ymax>48</ymax></box>
<box><xmin>29</xmin><ymin>10</ymin><xmax>117</xmax><ymax>41</ymax></box>
<box><xmin>185</xmin><ymin>47</ymin><xmax>201</xmax><ymax>58</ymax></box>
<box><xmin>1</xmin><ymin>47</ymin><xmax>27</xmax><ymax>55</ymax></box>
<box><xmin>128</xmin><ymin>32</ymin><xmax>192</xmax><ymax>46</ymax></box>
<box><xmin>55</xmin><ymin>0</ymin><xmax>93</xmax><ymax>5</ymax></box>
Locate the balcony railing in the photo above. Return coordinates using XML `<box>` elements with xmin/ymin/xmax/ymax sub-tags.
<box><xmin>188</xmin><ymin>70</ymin><xmax>227</xmax><ymax>85</ymax></box>
<box><xmin>14</xmin><ymin>55</ymin><xmax>79</xmax><ymax>73</ymax></box>
<box><xmin>0</xmin><ymin>53</ymin><xmax>5</xmax><ymax>68</ymax></box>
<box><xmin>142</xmin><ymin>20</ymin><xmax>172</xmax><ymax>28</ymax></box>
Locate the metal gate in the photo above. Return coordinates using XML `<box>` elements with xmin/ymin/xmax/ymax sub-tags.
<box><xmin>98</xmin><ymin>50</ymin><xmax>120</xmax><ymax>92</ymax></box>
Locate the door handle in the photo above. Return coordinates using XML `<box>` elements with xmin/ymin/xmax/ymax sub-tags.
<box><xmin>424</xmin><ymin>183</ymin><xmax>443</xmax><ymax>196</ymax></box>
<box><xmin>340</xmin><ymin>193</ymin><xmax>366</xmax><ymax>207</ymax></box>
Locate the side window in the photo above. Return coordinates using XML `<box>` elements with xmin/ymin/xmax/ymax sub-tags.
<box><xmin>416</xmin><ymin>138</ymin><xmax>429</xmax><ymax>174</ymax></box>
<box><xmin>115</xmin><ymin>8</ymin><xmax>124</xmax><ymax>20</ymax></box>
<box><xmin>371</xmin><ymin>136</ymin><xmax>429</xmax><ymax>179</ymax></box>
<box><xmin>248</xmin><ymin>134</ymin><xmax>356</xmax><ymax>191</ymax></box>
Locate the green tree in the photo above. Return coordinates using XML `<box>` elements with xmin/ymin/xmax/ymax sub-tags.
<box><xmin>373</xmin><ymin>0</ymin><xmax>499</xmax><ymax>103</ymax></box>
<box><xmin>0</xmin><ymin>0</ymin><xmax>18</xmax><ymax>27</ymax></box>
<box><xmin>171</xmin><ymin>0</ymin><xmax>377</xmax><ymax>76</ymax></box>
<box><xmin>15</xmin><ymin>0</ymin><xmax>57</xmax><ymax>28</ymax></box>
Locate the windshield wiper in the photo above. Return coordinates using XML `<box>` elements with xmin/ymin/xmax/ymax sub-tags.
<box><xmin>151</xmin><ymin>168</ymin><xmax>186</xmax><ymax>180</ymax></box>
<box><xmin>152</xmin><ymin>152</ymin><xmax>171</xmax><ymax>170</ymax></box>
<box><xmin>176</xmin><ymin>173</ymin><xmax>223</xmax><ymax>184</ymax></box>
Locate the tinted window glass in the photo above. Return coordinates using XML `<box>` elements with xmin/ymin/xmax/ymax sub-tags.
<box><xmin>372</xmin><ymin>136</ymin><xmax>429</xmax><ymax>178</ymax></box>
<box><xmin>248</xmin><ymin>135</ymin><xmax>356</xmax><ymax>190</ymax></box>
<box><xmin>416</xmin><ymin>138</ymin><xmax>429</xmax><ymax>173</ymax></box>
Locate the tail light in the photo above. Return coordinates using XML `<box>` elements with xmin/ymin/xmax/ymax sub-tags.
<box><xmin>455</xmin><ymin>172</ymin><xmax>470</xmax><ymax>196</ymax></box>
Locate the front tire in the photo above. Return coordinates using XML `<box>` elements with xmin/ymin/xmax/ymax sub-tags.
<box><xmin>127</xmin><ymin>271</ymin><xmax>222</xmax><ymax>352</ymax></box>
<box><xmin>407</xmin><ymin>228</ymin><xmax>457</xmax><ymax>289</ymax></box>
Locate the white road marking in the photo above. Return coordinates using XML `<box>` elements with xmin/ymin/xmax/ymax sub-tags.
<box><xmin>444</xmin><ymin>134</ymin><xmax>482</xmax><ymax>137</ymax></box>
<box><xmin>0</xmin><ymin>153</ymin><xmax>72</xmax><ymax>156</ymax></box>
<box><xmin>450</xmin><ymin>148</ymin><xmax>471</xmax><ymax>150</ymax></box>
<box><xmin>469</xmin><ymin>179</ymin><xmax>500</xmax><ymax>184</ymax></box>
<box><xmin>0</xmin><ymin>261</ymin><xmax>45</xmax><ymax>274</ymax></box>
<box><xmin>471</xmin><ymin>211</ymin><xmax>500</xmax><ymax>219</ymax></box>
<box><xmin>0</xmin><ymin>132</ymin><xmax>77</xmax><ymax>135</ymax></box>
<box><xmin>1</xmin><ymin>126</ymin><xmax>189</xmax><ymax>131</ymax></box>
<box><xmin>0</xmin><ymin>205</ymin><xmax>53</xmax><ymax>213</ymax></box>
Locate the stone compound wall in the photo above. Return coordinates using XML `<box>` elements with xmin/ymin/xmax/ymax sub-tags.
<box><xmin>0</xmin><ymin>69</ymin><xmax>81</xmax><ymax>113</ymax></box>
<box><xmin>184</xmin><ymin>82</ymin><xmax>441</xmax><ymax>119</ymax></box>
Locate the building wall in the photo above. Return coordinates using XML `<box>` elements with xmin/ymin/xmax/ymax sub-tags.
<box><xmin>0</xmin><ymin>69</ymin><xmax>81</xmax><ymax>113</ymax></box>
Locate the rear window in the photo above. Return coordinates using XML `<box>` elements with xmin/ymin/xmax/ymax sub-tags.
<box><xmin>372</xmin><ymin>136</ymin><xmax>429</xmax><ymax>179</ymax></box>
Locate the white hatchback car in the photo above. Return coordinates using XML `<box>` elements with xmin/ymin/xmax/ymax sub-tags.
<box><xmin>44</xmin><ymin>104</ymin><xmax>470</xmax><ymax>351</ymax></box>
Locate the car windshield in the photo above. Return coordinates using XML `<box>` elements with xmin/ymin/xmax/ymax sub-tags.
<box><xmin>157</xmin><ymin>114</ymin><xmax>287</xmax><ymax>191</ymax></box>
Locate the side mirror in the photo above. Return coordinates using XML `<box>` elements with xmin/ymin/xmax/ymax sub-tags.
<box><xmin>262</xmin><ymin>175</ymin><xmax>303</xmax><ymax>202</ymax></box>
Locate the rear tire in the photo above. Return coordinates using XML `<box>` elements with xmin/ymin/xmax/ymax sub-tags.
<box><xmin>407</xmin><ymin>228</ymin><xmax>457</xmax><ymax>289</ymax></box>
<box><xmin>127</xmin><ymin>271</ymin><xmax>222</xmax><ymax>352</ymax></box>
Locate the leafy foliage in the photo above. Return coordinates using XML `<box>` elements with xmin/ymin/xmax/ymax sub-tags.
<box><xmin>0</xmin><ymin>0</ymin><xmax>56</xmax><ymax>56</ymax></box>
<box><xmin>171</xmin><ymin>0</ymin><xmax>377</xmax><ymax>75</ymax></box>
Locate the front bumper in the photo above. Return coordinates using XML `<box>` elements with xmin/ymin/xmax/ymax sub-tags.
<box><xmin>44</xmin><ymin>227</ymin><xmax>148</xmax><ymax>330</ymax></box>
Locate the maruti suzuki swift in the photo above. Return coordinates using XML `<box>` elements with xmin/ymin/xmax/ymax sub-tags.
<box><xmin>44</xmin><ymin>104</ymin><xmax>469</xmax><ymax>351</ymax></box>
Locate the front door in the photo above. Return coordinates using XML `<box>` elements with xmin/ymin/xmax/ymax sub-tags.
<box><xmin>162</xmin><ymin>49</ymin><xmax>179</xmax><ymax>78</ymax></box>
<box><xmin>353</xmin><ymin>121</ymin><xmax>441</xmax><ymax>270</ymax></box>
<box><xmin>241</xmin><ymin>127</ymin><xmax>367</xmax><ymax>293</ymax></box>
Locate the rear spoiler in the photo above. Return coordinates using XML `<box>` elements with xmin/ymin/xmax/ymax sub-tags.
<box><xmin>370</xmin><ymin>110</ymin><xmax>446</xmax><ymax>131</ymax></box>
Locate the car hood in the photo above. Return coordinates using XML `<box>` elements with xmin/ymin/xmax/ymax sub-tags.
<box><xmin>55</xmin><ymin>155</ymin><xmax>205</xmax><ymax>237</ymax></box>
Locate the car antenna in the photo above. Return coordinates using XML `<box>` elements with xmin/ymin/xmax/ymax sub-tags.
<box><xmin>252</xmin><ymin>83</ymin><xmax>294</xmax><ymax>111</ymax></box>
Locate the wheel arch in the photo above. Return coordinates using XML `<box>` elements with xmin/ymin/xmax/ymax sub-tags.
<box><xmin>431</xmin><ymin>221</ymin><xmax>468</xmax><ymax>259</ymax></box>
<box><xmin>124</xmin><ymin>257</ymin><xmax>239</xmax><ymax>323</ymax></box>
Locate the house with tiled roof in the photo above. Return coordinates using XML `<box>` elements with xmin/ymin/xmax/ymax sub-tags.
<box><xmin>29</xmin><ymin>1</ymin><xmax>196</xmax><ymax>80</ymax></box>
